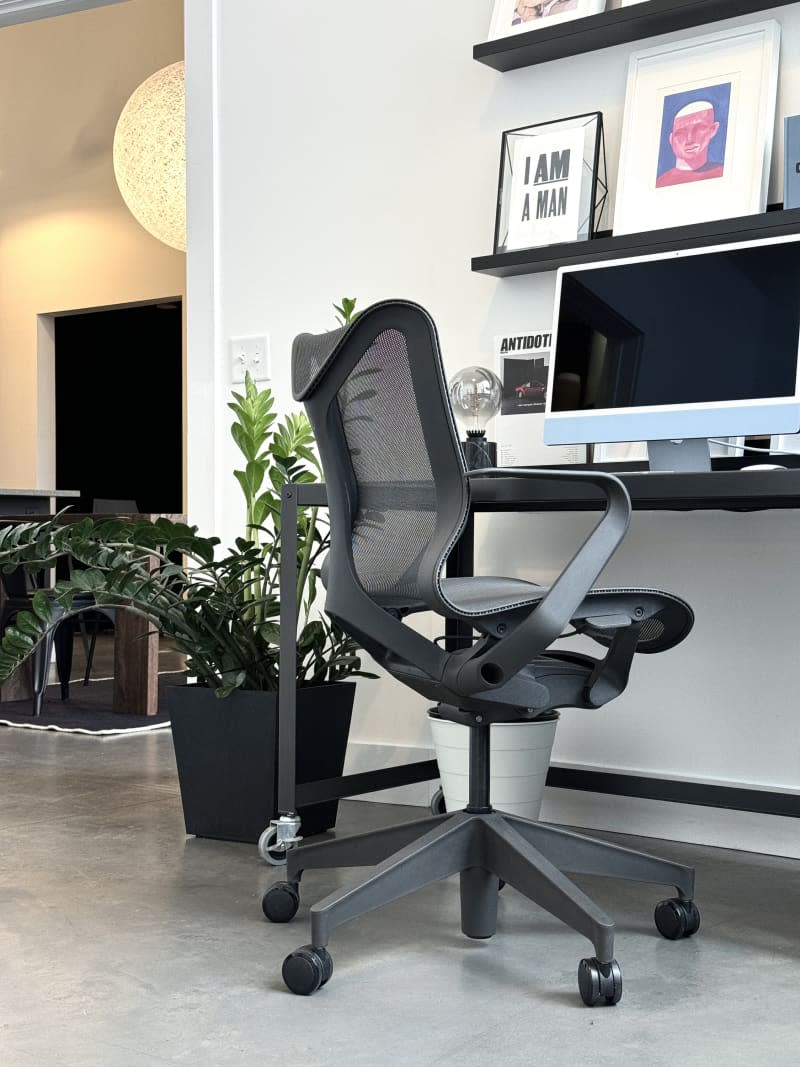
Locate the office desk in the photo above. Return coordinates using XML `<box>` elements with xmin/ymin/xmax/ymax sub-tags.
<box><xmin>0</xmin><ymin>512</ymin><xmax>185</xmax><ymax>717</ymax></box>
<box><xmin>471</xmin><ymin>459</ymin><xmax>800</xmax><ymax>511</ymax></box>
<box><xmin>450</xmin><ymin>460</ymin><xmax>800</xmax><ymax>575</ymax></box>
<box><xmin>0</xmin><ymin>486</ymin><xmax>79</xmax><ymax>516</ymax></box>
<box><xmin>278</xmin><ymin>464</ymin><xmax>800</xmax><ymax>821</ymax></box>
<box><xmin>287</xmin><ymin>458</ymin><xmax>800</xmax><ymax>514</ymax></box>
<box><xmin>283</xmin><ymin>463</ymin><xmax>800</xmax><ymax>596</ymax></box>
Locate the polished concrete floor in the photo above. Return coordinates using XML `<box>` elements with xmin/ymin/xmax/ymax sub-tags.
<box><xmin>1</xmin><ymin>722</ymin><xmax>799</xmax><ymax>1066</ymax></box>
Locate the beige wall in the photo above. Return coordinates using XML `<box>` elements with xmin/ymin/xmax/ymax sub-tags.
<box><xmin>0</xmin><ymin>0</ymin><xmax>184</xmax><ymax>488</ymax></box>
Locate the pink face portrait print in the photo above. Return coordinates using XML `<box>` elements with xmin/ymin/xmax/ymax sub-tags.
<box><xmin>655</xmin><ymin>83</ymin><xmax>731</xmax><ymax>190</ymax></box>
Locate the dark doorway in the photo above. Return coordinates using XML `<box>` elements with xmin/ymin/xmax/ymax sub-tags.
<box><xmin>55</xmin><ymin>302</ymin><xmax>182</xmax><ymax>515</ymax></box>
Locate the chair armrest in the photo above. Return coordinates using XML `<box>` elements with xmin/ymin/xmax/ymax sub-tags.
<box><xmin>446</xmin><ymin>467</ymin><xmax>631</xmax><ymax>696</ymax></box>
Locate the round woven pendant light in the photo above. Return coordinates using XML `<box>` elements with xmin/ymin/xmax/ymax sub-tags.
<box><xmin>113</xmin><ymin>60</ymin><xmax>186</xmax><ymax>252</ymax></box>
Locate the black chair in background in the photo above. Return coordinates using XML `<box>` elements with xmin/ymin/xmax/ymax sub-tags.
<box><xmin>1</xmin><ymin>567</ymin><xmax>73</xmax><ymax>715</ymax></box>
<box><xmin>262</xmin><ymin>300</ymin><xmax>699</xmax><ymax>1006</ymax></box>
<box><xmin>66</xmin><ymin>499</ymin><xmax>133</xmax><ymax>686</ymax></box>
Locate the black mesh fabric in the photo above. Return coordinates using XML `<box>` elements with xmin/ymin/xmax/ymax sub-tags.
<box><xmin>580</xmin><ymin>597</ymin><xmax>689</xmax><ymax>654</ymax></box>
<box><xmin>336</xmin><ymin>328</ymin><xmax>437</xmax><ymax>601</ymax></box>
<box><xmin>440</xmin><ymin>576</ymin><xmax>691</xmax><ymax>653</ymax></box>
<box><xmin>292</xmin><ymin>323</ymin><xmax>348</xmax><ymax>400</ymax></box>
<box><xmin>638</xmin><ymin>617</ymin><xmax>666</xmax><ymax>643</ymax></box>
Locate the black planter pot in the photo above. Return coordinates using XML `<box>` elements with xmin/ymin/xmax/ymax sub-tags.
<box><xmin>168</xmin><ymin>682</ymin><xmax>355</xmax><ymax>844</ymax></box>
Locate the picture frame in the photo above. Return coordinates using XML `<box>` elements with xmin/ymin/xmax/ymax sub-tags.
<box><xmin>783</xmin><ymin>115</ymin><xmax>800</xmax><ymax>209</ymax></box>
<box><xmin>613</xmin><ymin>21</ymin><xmax>780</xmax><ymax>236</ymax></box>
<box><xmin>493</xmin><ymin>113</ymin><xmax>607</xmax><ymax>254</ymax></box>
<box><xmin>487</xmin><ymin>0</ymin><xmax>605</xmax><ymax>40</ymax></box>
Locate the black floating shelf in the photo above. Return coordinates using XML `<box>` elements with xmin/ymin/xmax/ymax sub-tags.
<box><xmin>474</xmin><ymin>0</ymin><xmax>797</xmax><ymax>71</ymax></box>
<box><xmin>472</xmin><ymin>206</ymin><xmax>800</xmax><ymax>278</ymax></box>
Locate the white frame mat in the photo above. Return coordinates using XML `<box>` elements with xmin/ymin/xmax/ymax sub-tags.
<box><xmin>613</xmin><ymin>21</ymin><xmax>780</xmax><ymax>236</ymax></box>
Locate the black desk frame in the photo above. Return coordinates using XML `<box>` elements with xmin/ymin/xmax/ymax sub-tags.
<box><xmin>278</xmin><ymin>465</ymin><xmax>800</xmax><ymax>824</ymax></box>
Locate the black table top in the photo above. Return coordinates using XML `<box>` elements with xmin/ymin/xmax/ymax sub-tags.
<box><xmin>288</xmin><ymin>457</ymin><xmax>800</xmax><ymax>513</ymax></box>
<box><xmin>469</xmin><ymin>465</ymin><xmax>800</xmax><ymax>512</ymax></box>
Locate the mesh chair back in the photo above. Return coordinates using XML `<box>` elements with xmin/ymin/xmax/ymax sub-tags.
<box><xmin>293</xmin><ymin>301</ymin><xmax>467</xmax><ymax>612</ymax></box>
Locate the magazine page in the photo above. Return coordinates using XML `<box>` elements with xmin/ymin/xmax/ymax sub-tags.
<box><xmin>495</xmin><ymin>329</ymin><xmax>586</xmax><ymax>467</ymax></box>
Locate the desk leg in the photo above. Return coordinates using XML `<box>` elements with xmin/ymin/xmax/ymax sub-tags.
<box><xmin>113</xmin><ymin>608</ymin><xmax>158</xmax><ymax>716</ymax></box>
<box><xmin>446</xmin><ymin>513</ymin><xmax>475</xmax><ymax>653</ymax></box>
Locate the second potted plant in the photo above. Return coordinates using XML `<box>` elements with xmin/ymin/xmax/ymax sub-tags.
<box><xmin>166</xmin><ymin>371</ymin><xmax>375</xmax><ymax>844</ymax></box>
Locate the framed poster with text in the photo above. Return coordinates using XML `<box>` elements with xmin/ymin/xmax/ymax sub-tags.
<box><xmin>493</xmin><ymin>112</ymin><xmax>606</xmax><ymax>254</ymax></box>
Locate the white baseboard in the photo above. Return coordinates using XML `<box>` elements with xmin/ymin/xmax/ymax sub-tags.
<box><xmin>538</xmin><ymin>787</ymin><xmax>800</xmax><ymax>860</ymax></box>
<box><xmin>343</xmin><ymin>742</ymin><xmax>800</xmax><ymax>859</ymax></box>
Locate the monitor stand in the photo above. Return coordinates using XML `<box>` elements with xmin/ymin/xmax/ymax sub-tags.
<box><xmin>647</xmin><ymin>438</ymin><xmax>711</xmax><ymax>473</ymax></box>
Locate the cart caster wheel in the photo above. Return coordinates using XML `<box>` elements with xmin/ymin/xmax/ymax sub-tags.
<box><xmin>258</xmin><ymin>826</ymin><xmax>289</xmax><ymax>866</ymax></box>
<box><xmin>578</xmin><ymin>957</ymin><xmax>622</xmax><ymax>1006</ymax></box>
<box><xmin>430</xmin><ymin>787</ymin><xmax>446</xmax><ymax>815</ymax></box>
<box><xmin>261</xmin><ymin>881</ymin><xmax>299</xmax><ymax>923</ymax></box>
<box><xmin>282</xmin><ymin>945</ymin><xmax>333</xmax><ymax>995</ymax></box>
<box><xmin>654</xmin><ymin>898</ymin><xmax>700</xmax><ymax>940</ymax></box>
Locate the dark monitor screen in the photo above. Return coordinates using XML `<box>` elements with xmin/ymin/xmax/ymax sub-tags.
<box><xmin>550</xmin><ymin>240</ymin><xmax>800</xmax><ymax>415</ymax></box>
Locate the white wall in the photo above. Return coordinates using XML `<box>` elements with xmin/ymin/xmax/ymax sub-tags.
<box><xmin>0</xmin><ymin>0</ymin><xmax>184</xmax><ymax>489</ymax></box>
<box><xmin>185</xmin><ymin>0</ymin><xmax>800</xmax><ymax>853</ymax></box>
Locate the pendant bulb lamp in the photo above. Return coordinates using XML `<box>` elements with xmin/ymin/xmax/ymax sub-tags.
<box><xmin>113</xmin><ymin>60</ymin><xmax>186</xmax><ymax>252</ymax></box>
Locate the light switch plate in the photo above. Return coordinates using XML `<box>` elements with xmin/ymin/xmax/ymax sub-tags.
<box><xmin>230</xmin><ymin>335</ymin><xmax>270</xmax><ymax>383</ymax></box>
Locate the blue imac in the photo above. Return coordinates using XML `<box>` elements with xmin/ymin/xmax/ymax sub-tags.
<box><xmin>543</xmin><ymin>235</ymin><xmax>800</xmax><ymax>471</ymax></box>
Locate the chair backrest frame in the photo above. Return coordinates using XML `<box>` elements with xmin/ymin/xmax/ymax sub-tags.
<box><xmin>293</xmin><ymin>300</ymin><xmax>469</xmax><ymax>682</ymax></box>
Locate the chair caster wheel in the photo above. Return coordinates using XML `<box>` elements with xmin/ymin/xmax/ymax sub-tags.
<box><xmin>261</xmin><ymin>881</ymin><xmax>299</xmax><ymax>923</ymax></box>
<box><xmin>282</xmin><ymin>945</ymin><xmax>333</xmax><ymax>995</ymax></box>
<box><xmin>654</xmin><ymin>898</ymin><xmax>700</xmax><ymax>940</ymax></box>
<box><xmin>258</xmin><ymin>826</ymin><xmax>289</xmax><ymax>865</ymax></box>
<box><xmin>578</xmin><ymin>957</ymin><xmax>622</xmax><ymax>1006</ymax></box>
<box><xmin>430</xmin><ymin>787</ymin><xmax>446</xmax><ymax>815</ymax></box>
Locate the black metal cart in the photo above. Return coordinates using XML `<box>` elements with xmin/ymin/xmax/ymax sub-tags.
<box><xmin>257</xmin><ymin>481</ymin><xmax>440</xmax><ymax>864</ymax></box>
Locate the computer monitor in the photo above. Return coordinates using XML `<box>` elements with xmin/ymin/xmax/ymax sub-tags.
<box><xmin>543</xmin><ymin>235</ymin><xmax>800</xmax><ymax>470</ymax></box>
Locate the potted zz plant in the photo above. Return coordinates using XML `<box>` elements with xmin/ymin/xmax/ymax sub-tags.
<box><xmin>0</xmin><ymin>307</ymin><xmax>373</xmax><ymax>847</ymax></box>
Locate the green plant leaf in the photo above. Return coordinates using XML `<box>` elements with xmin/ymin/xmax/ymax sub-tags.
<box><xmin>333</xmin><ymin>297</ymin><xmax>358</xmax><ymax>325</ymax></box>
<box><xmin>12</xmin><ymin>612</ymin><xmax>42</xmax><ymax>639</ymax></box>
<box><xmin>31</xmin><ymin>590</ymin><xmax>52</xmax><ymax>624</ymax></box>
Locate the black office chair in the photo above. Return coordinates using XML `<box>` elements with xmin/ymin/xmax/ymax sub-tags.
<box><xmin>67</xmin><ymin>499</ymin><xmax>132</xmax><ymax>686</ymax></box>
<box><xmin>262</xmin><ymin>300</ymin><xmax>698</xmax><ymax>1006</ymax></box>
<box><xmin>1</xmin><ymin>567</ymin><xmax>73</xmax><ymax>715</ymax></box>
<box><xmin>67</xmin><ymin>571</ymin><xmax>116</xmax><ymax>688</ymax></box>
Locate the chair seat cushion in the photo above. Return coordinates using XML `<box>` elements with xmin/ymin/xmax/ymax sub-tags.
<box><xmin>439</xmin><ymin>577</ymin><xmax>693</xmax><ymax>654</ymax></box>
<box><xmin>440</xmin><ymin>575</ymin><xmax>543</xmax><ymax>614</ymax></box>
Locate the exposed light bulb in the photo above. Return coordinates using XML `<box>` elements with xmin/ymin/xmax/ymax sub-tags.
<box><xmin>448</xmin><ymin>366</ymin><xmax>503</xmax><ymax>435</ymax></box>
